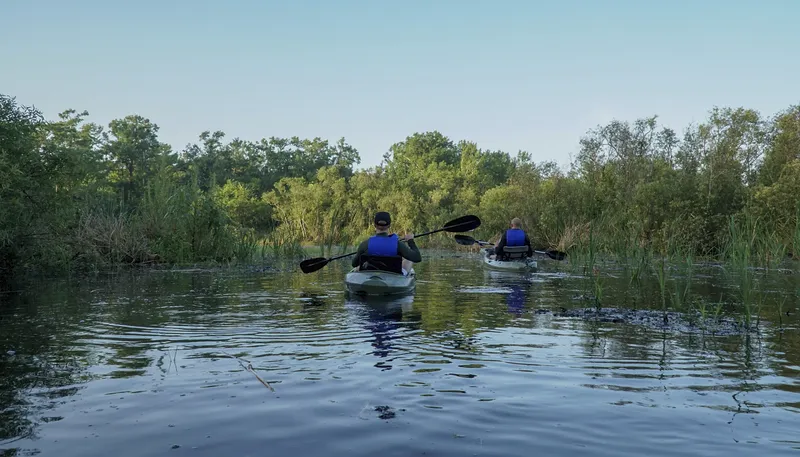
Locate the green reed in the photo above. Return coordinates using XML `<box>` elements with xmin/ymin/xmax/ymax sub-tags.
<box><xmin>627</xmin><ymin>240</ymin><xmax>653</xmax><ymax>311</ymax></box>
<box><xmin>579</xmin><ymin>222</ymin><xmax>603</xmax><ymax>306</ymax></box>
<box><xmin>320</xmin><ymin>207</ymin><xmax>349</xmax><ymax>258</ymax></box>
<box><xmin>264</xmin><ymin>229</ymin><xmax>306</xmax><ymax>259</ymax></box>
<box><xmin>652</xmin><ymin>254</ymin><xmax>669</xmax><ymax>324</ymax></box>
<box><xmin>695</xmin><ymin>293</ymin><xmax>725</xmax><ymax>333</ymax></box>
<box><xmin>697</xmin><ymin>298</ymin><xmax>708</xmax><ymax>324</ymax></box>
<box><xmin>795</xmin><ymin>211</ymin><xmax>800</xmax><ymax>260</ymax></box>
<box><xmin>724</xmin><ymin>214</ymin><xmax>758</xmax><ymax>329</ymax></box>
<box><xmin>593</xmin><ymin>265</ymin><xmax>604</xmax><ymax>311</ymax></box>
<box><xmin>756</xmin><ymin>229</ymin><xmax>787</xmax><ymax>272</ymax></box>
<box><xmin>711</xmin><ymin>293</ymin><xmax>724</xmax><ymax>323</ymax></box>
<box><xmin>671</xmin><ymin>252</ymin><xmax>695</xmax><ymax>320</ymax></box>
<box><xmin>232</xmin><ymin>230</ymin><xmax>259</xmax><ymax>263</ymax></box>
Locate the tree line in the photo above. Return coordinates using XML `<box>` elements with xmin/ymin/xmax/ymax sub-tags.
<box><xmin>1</xmin><ymin>92</ymin><xmax>798</xmax><ymax>278</ymax></box>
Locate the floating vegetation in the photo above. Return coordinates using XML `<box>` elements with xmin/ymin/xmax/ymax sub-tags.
<box><xmin>545</xmin><ymin>307</ymin><xmax>766</xmax><ymax>336</ymax></box>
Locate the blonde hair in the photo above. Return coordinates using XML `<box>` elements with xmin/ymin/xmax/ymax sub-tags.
<box><xmin>511</xmin><ymin>218</ymin><xmax>522</xmax><ymax>228</ymax></box>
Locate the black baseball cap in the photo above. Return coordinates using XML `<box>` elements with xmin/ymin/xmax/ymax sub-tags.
<box><xmin>374</xmin><ymin>211</ymin><xmax>391</xmax><ymax>227</ymax></box>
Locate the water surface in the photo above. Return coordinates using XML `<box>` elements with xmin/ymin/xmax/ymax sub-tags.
<box><xmin>2</xmin><ymin>252</ymin><xmax>799</xmax><ymax>456</ymax></box>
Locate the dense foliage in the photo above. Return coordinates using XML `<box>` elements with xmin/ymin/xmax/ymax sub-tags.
<box><xmin>1</xmin><ymin>92</ymin><xmax>798</xmax><ymax>277</ymax></box>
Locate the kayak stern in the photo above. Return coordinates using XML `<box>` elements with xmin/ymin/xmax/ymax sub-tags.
<box><xmin>345</xmin><ymin>269</ymin><xmax>416</xmax><ymax>296</ymax></box>
<box><xmin>482</xmin><ymin>250</ymin><xmax>538</xmax><ymax>272</ymax></box>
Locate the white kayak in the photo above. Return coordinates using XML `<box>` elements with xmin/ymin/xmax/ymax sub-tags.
<box><xmin>345</xmin><ymin>268</ymin><xmax>416</xmax><ymax>296</ymax></box>
<box><xmin>482</xmin><ymin>249</ymin><xmax>538</xmax><ymax>272</ymax></box>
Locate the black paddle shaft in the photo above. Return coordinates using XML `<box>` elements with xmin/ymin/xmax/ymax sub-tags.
<box><xmin>453</xmin><ymin>234</ymin><xmax>567</xmax><ymax>261</ymax></box>
<box><xmin>299</xmin><ymin>215</ymin><xmax>481</xmax><ymax>273</ymax></box>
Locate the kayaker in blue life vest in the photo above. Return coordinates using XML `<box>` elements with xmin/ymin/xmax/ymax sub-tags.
<box><xmin>352</xmin><ymin>211</ymin><xmax>422</xmax><ymax>275</ymax></box>
<box><xmin>488</xmin><ymin>217</ymin><xmax>533</xmax><ymax>259</ymax></box>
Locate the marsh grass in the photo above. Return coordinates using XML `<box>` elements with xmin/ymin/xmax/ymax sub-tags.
<box><xmin>723</xmin><ymin>214</ymin><xmax>761</xmax><ymax>329</ymax></box>
<box><xmin>626</xmin><ymin>241</ymin><xmax>652</xmax><ymax>311</ymax></box>
<box><xmin>261</xmin><ymin>217</ymin><xmax>308</xmax><ymax>260</ymax></box>
<box><xmin>592</xmin><ymin>266</ymin><xmax>604</xmax><ymax>310</ymax></box>
<box><xmin>85</xmin><ymin>167</ymin><xmax>258</xmax><ymax>266</ymax></box>
<box><xmin>232</xmin><ymin>230</ymin><xmax>260</xmax><ymax>264</ymax></box>
<box><xmin>652</xmin><ymin>255</ymin><xmax>669</xmax><ymax>324</ymax></box>
<box><xmin>794</xmin><ymin>206</ymin><xmax>800</xmax><ymax>260</ymax></box>
<box><xmin>265</xmin><ymin>232</ymin><xmax>306</xmax><ymax>259</ymax></box>
<box><xmin>585</xmin><ymin>222</ymin><xmax>598</xmax><ymax>277</ymax></box>
<box><xmin>569</xmin><ymin>221</ymin><xmax>605</xmax><ymax>305</ymax></box>
<box><xmin>320</xmin><ymin>207</ymin><xmax>351</xmax><ymax>258</ymax></box>
<box><xmin>671</xmin><ymin>253</ymin><xmax>695</xmax><ymax>320</ymax></box>
<box><xmin>566</xmin><ymin>220</ymin><xmax>598</xmax><ymax>277</ymax></box>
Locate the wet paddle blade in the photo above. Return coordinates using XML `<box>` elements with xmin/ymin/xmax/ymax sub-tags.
<box><xmin>535</xmin><ymin>249</ymin><xmax>567</xmax><ymax>261</ymax></box>
<box><xmin>299</xmin><ymin>257</ymin><xmax>330</xmax><ymax>274</ymax></box>
<box><xmin>454</xmin><ymin>234</ymin><xmax>478</xmax><ymax>245</ymax></box>
<box><xmin>443</xmin><ymin>215</ymin><xmax>481</xmax><ymax>233</ymax></box>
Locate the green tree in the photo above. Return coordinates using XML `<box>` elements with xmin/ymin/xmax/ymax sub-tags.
<box><xmin>103</xmin><ymin>115</ymin><xmax>173</xmax><ymax>205</ymax></box>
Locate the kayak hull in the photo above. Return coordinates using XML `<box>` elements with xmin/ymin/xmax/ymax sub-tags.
<box><xmin>482</xmin><ymin>250</ymin><xmax>538</xmax><ymax>272</ymax></box>
<box><xmin>345</xmin><ymin>268</ymin><xmax>416</xmax><ymax>296</ymax></box>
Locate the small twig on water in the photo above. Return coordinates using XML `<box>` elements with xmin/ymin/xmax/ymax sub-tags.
<box><xmin>219</xmin><ymin>349</ymin><xmax>275</xmax><ymax>392</ymax></box>
<box><xmin>245</xmin><ymin>362</ymin><xmax>275</xmax><ymax>392</ymax></box>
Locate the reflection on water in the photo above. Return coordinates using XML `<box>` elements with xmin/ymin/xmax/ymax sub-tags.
<box><xmin>1</xmin><ymin>253</ymin><xmax>799</xmax><ymax>457</ymax></box>
<box><xmin>347</xmin><ymin>295</ymin><xmax>417</xmax><ymax>369</ymax></box>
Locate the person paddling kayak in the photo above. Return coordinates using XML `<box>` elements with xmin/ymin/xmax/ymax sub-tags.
<box><xmin>352</xmin><ymin>211</ymin><xmax>422</xmax><ymax>275</ymax></box>
<box><xmin>486</xmin><ymin>218</ymin><xmax>533</xmax><ymax>259</ymax></box>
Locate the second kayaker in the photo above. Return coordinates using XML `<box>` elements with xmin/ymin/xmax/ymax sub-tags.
<box><xmin>352</xmin><ymin>211</ymin><xmax>422</xmax><ymax>275</ymax></box>
<box><xmin>487</xmin><ymin>218</ymin><xmax>534</xmax><ymax>259</ymax></box>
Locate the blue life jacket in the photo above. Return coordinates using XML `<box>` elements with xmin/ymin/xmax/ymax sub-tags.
<box><xmin>506</xmin><ymin>228</ymin><xmax>525</xmax><ymax>246</ymax></box>
<box><xmin>367</xmin><ymin>234</ymin><xmax>399</xmax><ymax>256</ymax></box>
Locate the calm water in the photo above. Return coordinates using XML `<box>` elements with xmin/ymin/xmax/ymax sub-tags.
<box><xmin>2</xmin><ymin>252</ymin><xmax>799</xmax><ymax>456</ymax></box>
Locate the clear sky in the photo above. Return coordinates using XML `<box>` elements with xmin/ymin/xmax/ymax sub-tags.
<box><xmin>2</xmin><ymin>0</ymin><xmax>798</xmax><ymax>169</ymax></box>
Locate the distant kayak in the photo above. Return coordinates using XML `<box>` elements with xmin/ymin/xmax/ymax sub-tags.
<box><xmin>345</xmin><ymin>268</ymin><xmax>416</xmax><ymax>296</ymax></box>
<box><xmin>482</xmin><ymin>249</ymin><xmax>538</xmax><ymax>272</ymax></box>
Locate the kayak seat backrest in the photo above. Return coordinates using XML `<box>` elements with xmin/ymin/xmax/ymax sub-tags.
<box><xmin>359</xmin><ymin>255</ymin><xmax>404</xmax><ymax>274</ymax></box>
<box><xmin>501</xmin><ymin>246</ymin><xmax>529</xmax><ymax>260</ymax></box>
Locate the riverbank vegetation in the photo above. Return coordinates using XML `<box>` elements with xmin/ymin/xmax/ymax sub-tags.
<box><xmin>1</xmin><ymin>93</ymin><xmax>799</xmax><ymax>280</ymax></box>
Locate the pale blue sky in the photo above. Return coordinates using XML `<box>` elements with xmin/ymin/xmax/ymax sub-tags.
<box><xmin>2</xmin><ymin>0</ymin><xmax>798</xmax><ymax>169</ymax></box>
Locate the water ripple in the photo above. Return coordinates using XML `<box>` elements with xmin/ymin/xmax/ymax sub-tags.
<box><xmin>1</xmin><ymin>257</ymin><xmax>799</xmax><ymax>457</ymax></box>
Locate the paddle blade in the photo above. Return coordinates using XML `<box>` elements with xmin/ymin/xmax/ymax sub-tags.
<box><xmin>535</xmin><ymin>249</ymin><xmax>567</xmax><ymax>261</ymax></box>
<box><xmin>442</xmin><ymin>215</ymin><xmax>481</xmax><ymax>233</ymax></box>
<box><xmin>454</xmin><ymin>234</ymin><xmax>477</xmax><ymax>245</ymax></box>
<box><xmin>299</xmin><ymin>257</ymin><xmax>330</xmax><ymax>274</ymax></box>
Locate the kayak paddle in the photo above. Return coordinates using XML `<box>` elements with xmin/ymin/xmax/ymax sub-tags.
<box><xmin>454</xmin><ymin>234</ymin><xmax>493</xmax><ymax>246</ymax></box>
<box><xmin>453</xmin><ymin>234</ymin><xmax>567</xmax><ymax>261</ymax></box>
<box><xmin>299</xmin><ymin>215</ymin><xmax>482</xmax><ymax>274</ymax></box>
